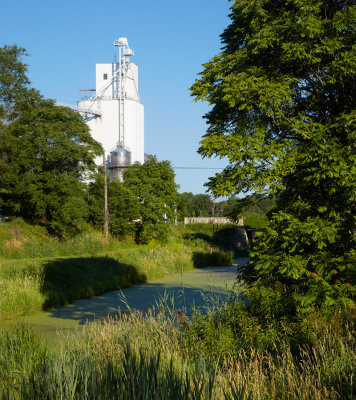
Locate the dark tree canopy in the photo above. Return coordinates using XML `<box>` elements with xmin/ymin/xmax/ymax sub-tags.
<box><xmin>0</xmin><ymin>103</ymin><xmax>102</xmax><ymax>236</ymax></box>
<box><xmin>0</xmin><ymin>45</ymin><xmax>102</xmax><ymax>237</ymax></box>
<box><xmin>191</xmin><ymin>0</ymin><xmax>355</xmax><ymax>310</ymax></box>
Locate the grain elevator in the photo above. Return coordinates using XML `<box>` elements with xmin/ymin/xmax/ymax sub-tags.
<box><xmin>78</xmin><ymin>37</ymin><xmax>144</xmax><ymax>179</ymax></box>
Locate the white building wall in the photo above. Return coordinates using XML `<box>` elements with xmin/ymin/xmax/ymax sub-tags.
<box><xmin>78</xmin><ymin>60</ymin><xmax>144</xmax><ymax>166</ymax></box>
<box><xmin>95</xmin><ymin>62</ymin><xmax>139</xmax><ymax>101</ymax></box>
<box><xmin>124</xmin><ymin>100</ymin><xmax>144</xmax><ymax>164</ymax></box>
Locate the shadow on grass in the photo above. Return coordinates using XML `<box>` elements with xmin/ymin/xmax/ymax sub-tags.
<box><xmin>40</xmin><ymin>257</ymin><xmax>146</xmax><ymax>311</ymax></box>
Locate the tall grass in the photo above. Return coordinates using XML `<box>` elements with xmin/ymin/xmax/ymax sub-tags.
<box><xmin>0</xmin><ymin>324</ymin><xmax>47</xmax><ymax>391</ymax></box>
<box><xmin>0</xmin><ymin>320</ymin><xmax>246</xmax><ymax>399</ymax></box>
<box><xmin>0</xmin><ymin>276</ymin><xmax>45</xmax><ymax>319</ymax></box>
<box><xmin>0</xmin><ymin>303</ymin><xmax>354</xmax><ymax>399</ymax></box>
<box><xmin>0</xmin><ymin>220</ymin><xmax>234</xmax><ymax>261</ymax></box>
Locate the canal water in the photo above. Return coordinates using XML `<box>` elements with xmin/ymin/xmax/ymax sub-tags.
<box><xmin>1</xmin><ymin>258</ymin><xmax>249</xmax><ymax>344</ymax></box>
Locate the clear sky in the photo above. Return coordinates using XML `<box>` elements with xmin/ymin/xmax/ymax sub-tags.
<box><xmin>1</xmin><ymin>0</ymin><xmax>232</xmax><ymax>195</ymax></box>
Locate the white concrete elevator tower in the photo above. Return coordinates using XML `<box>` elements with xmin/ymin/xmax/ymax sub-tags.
<box><xmin>78</xmin><ymin>37</ymin><xmax>144</xmax><ymax>179</ymax></box>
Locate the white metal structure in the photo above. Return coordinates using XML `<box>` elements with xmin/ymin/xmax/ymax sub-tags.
<box><xmin>78</xmin><ymin>37</ymin><xmax>144</xmax><ymax>176</ymax></box>
<box><xmin>56</xmin><ymin>102</ymin><xmax>102</xmax><ymax>117</ymax></box>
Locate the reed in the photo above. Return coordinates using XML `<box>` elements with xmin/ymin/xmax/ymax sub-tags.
<box><xmin>0</xmin><ymin>320</ymin><xmax>245</xmax><ymax>399</ymax></box>
<box><xmin>0</xmin><ymin>302</ymin><xmax>354</xmax><ymax>399</ymax></box>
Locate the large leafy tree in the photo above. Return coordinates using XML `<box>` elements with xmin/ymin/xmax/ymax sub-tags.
<box><xmin>0</xmin><ymin>45</ymin><xmax>29</xmax><ymax>121</ymax></box>
<box><xmin>0</xmin><ymin>103</ymin><xmax>102</xmax><ymax>237</ymax></box>
<box><xmin>191</xmin><ymin>1</ymin><xmax>355</xmax><ymax>309</ymax></box>
<box><xmin>0</xmin><ymin>45</ymin><xmax>102</xmax><ymax>237</ymax></box>
<box><xmin>123</xmin><ymin>156</ymin><xmax>178</xmax><ymax>244</ymax></box>
<box><xmin>0</xmin><ymin>45</ymin><xmax>42</xmax><ymax>122</ymax></box>
<box><xmin>88</xmin><ymin>174</ymin><xmax>140</xmax><ymax>238</ymax></box>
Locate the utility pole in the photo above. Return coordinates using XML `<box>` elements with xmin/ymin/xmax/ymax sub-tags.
<box><xmin>103</xmin><ymin>153</ymin><xmax>109</xmax><ymax>238</ymax></box>
<box><xmin>172</xmin><ymin>160</ymin><xmax>178</xmax><ymax>226</ymax></box>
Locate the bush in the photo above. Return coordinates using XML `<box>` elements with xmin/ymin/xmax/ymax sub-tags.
<box><xmin>186</xmin><ymin>285</ymin><xmax>355</xmax><ymax>363</ymax></box>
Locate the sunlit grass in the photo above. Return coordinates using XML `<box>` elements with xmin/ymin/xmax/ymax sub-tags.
<box><xmin>0</xmin><ymin>276</ymin><xmax>45</xmax><ymax>319</ymax></box>
<box><xmin>0</xmin><ymin>240</ymin><xmax>232</xmax><ymax>319</ymax></box>
<box><xmin>0</xmin><ymin>305</ymin><xmax>354</xmax><ymax>399</ymax></box>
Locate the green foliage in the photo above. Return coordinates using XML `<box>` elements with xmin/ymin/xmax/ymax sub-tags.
<box><xmin>0</xmin><ymin>103</ymin><xmax>102</xmax><ymax>238</ymax></box>
<box><xmin>185</xmin><ymin>295</ymin><xmax>355</xmax><ymax>399</ymax></box>
<box><xmin>243</xmin><ymin>216</ymin><xmax>269</xmax><ymax>230</ymax></box>
<box><xmin>0</xmin><ymin>274</ymin><xmax>45</xmax><ymax>319</ymax></box>
<box><xmin>190</xmin><ymin>194</ymin><xmax>213</xmax><ymax>217</ymax></box>
<box><xmin>182</xmin><ymin>223</ymin><xmax>217</xmax><ymax>236</ymax></box>
<box><xmin>192</xmin><ymin>250</ymin><xmax>233</xmax><ymax>268</ymax></box>
<box><xmin>0</xmin><ymin>220</ymin><xmax>120</xmax><ymax>259</ymax></box>
<box><xmin>0</xmin><ymin>45</ymin><xmax>102</xmax><ymax>238</ymax></box>
<box><xmin>0</xmin><ymin>45</ymin><xmax>36</xmax><ymax>122</ymax></box>
<box><xmin>108</xmin><ymin>181</ymin><xmax>140</xmax><ymax>238</ymax></box>
<box><xmin>88</xmin><ymin>174</ymin><xmax>140</xmax><ymax>238</ymax></box>
<box><xmin>176</xmin><ymin>192</ymin><xmax>194</xmax><ymax>221</ymax></box>
<box><xmin>0</xmin><ymin>324</ymin><xmax>241</xmax><ymax>400</ymax></box>
<box><xmin>50</xmin><ymin>195</ymin><xmax>91</xmax><ymax>238</ymax></box>
<box><xmin>191</xmin><ymin>0</ymin><xmax>356</xmax><ymax>310</ymax></box>
<box><xmin>2</xmin><ymin>303</ymin><xmax>354</xmax><ymax>399</ymax></box>
<box><xmin>176</xmin><ymin>192</ymin><xmax>216</xmax><ymax>220</ymax></box>
<box><xmin>187</xmin><ymin>284</ymin><xmax>355</xmax><ymax>357</ymax></box>
<box><xmin>224</xmin><ymin>195</ymin><xmax>276</xmax><ymax>221</ymax></box>
<box><xmin>183</xmin><ymin>223</ymin><xmax>239</xmax><ymax>255</ymax></box>
<box><xmin>124</xmin><ymin>156</ymin><xmax>178</xmax><ymax>244</ymax></box>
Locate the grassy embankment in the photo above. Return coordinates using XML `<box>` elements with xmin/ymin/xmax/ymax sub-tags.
<box><xmin>0</xmin><ymin>219</ymin><xmax>232</xmax><ymax>320</ymax></box>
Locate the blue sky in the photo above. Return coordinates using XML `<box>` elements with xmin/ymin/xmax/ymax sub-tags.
<box><xmin>1</xmin><ymin>0</ymin><xmax>232</xmax><ymax>195</ymax></box>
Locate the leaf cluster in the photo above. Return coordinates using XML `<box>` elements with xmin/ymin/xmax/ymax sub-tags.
<box><xmin>0</xmin><ymin>45</ymin><xmax>102</xmax><ymax>238</ymax></box>
<box><xmin>88</xmin><ymin>156</ymin><xmax>178</xmax><ymax>243</ymax></box>
<box><xmin>191</xmin><ymin>0</ymin><xmax>356</xmax><ymax>309</ymax></box>
<box><xmin>123</xmin><ymin>156</ymin><xmax>178</xmax><ymax>243</ymax></box>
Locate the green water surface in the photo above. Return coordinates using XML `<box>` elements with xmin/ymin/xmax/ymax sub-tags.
<box><xmin>1</xmin><ymin>259</ymin><xmax>248</xmax><ymax>345</ymax></box>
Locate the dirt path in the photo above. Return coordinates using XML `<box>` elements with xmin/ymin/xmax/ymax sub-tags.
<box><xmin>2</xmin><ymin>258</ymin><xmax>249</xmax><ymax>343</ymax></box>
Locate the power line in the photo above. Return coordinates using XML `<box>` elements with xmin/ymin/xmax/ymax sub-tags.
<box><xmin>173</xmin><ymin>167</ymin><xmax>225</xmax><ymax>170</ymax></box>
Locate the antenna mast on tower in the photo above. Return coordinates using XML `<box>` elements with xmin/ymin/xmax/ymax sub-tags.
<box><xmin>114</xmin><ymin>37</ymin><xmax>134</xmax><ymax>148</ymax></box>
